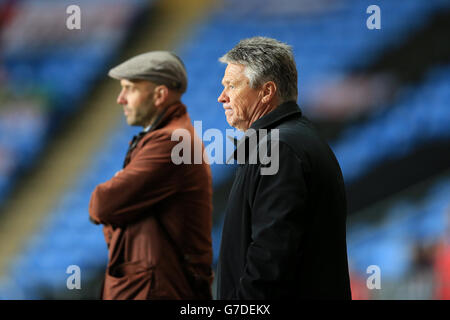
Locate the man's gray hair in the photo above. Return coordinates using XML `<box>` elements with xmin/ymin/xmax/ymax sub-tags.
<box><xmin>219</xmin><ymin>36</ymin><xmax>298</xmax><ymax>103</ymax></box>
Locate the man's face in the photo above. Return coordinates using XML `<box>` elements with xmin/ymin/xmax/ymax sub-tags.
<box><xmin>117</xmin><ymin>79</ymin><xmax>157</xmax><ymax>127</ymax></box>
<box><xmin>218</xmin><ymin>63</ymin><xmax>262</xmax><ymax>131</ymax></box>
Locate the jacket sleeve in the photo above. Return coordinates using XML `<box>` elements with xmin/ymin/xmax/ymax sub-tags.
<box><xmin>89</xmin><ymin>132</ymin><xmax>180</xmax><ymax>227</ymax></box>
<box><xmin>236</xmin><ymin>141</ymin><xmax>309</xmax><ymax>299</ymax></box>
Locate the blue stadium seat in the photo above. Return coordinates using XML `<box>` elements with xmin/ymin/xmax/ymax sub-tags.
<box><xmin>348</xmin><ymin>176</ymin><xmax>450</xmax><ymax>280</ymax></box>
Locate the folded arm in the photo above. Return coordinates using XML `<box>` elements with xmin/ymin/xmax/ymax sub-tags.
<box><xmin>89</xmin><ymin>133</ymin><xmax>180</xmax><ymax>227</ymax></box>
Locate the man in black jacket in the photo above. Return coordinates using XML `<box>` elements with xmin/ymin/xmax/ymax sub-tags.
<box><xmin>216</xmin><ymin>37</ymin><xmax>351</xmax><ymax>299</ymax></box>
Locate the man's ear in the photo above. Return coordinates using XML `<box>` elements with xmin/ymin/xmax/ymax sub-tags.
<box><xmin>153</xmin><ymin>85</ymin><xmax>169</xmax><ymax>107</ymax></box>
<box><xmin>261</xmin><ymin>81</ymin><xmax>277</xmax><ymax>104</ymax></box>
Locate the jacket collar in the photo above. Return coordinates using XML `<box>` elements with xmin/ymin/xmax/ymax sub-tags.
<box><xmin>227</xmin><ymin>101</ymin><xmax>302</xmax><ymax>164</ymax></box>
<box><xmin>149</xmin><ymin>101</ymin><xmax>186</xmax><ymax>133</ymax></box>
<box><xmin>250</xmin><ymin>100</ymin><xmax>302</xmax><ymax>130</ymax></box>
<box><xmin>137</xmin><ymin>101</ymin><xmax>186</xmax><ymax>142</ymax></box>
<box><xmin>123</xmin><ymin>102</ymin><xmax>186</xmax><ymax>168</ymax></box>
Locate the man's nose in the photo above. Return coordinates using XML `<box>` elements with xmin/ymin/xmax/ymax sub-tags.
<box><xmin>117</xmin><ymin>91</ymin><xmax>127</xmax><ymax>105</ymax></box>
<box><xmin>218</xmin><ymin>89</ymin><xmax>228</xmax><ymax>103</ymax></box>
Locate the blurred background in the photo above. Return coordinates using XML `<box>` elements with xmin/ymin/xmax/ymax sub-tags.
<box><xmin>0</xmin><ymin>0</ymin><xmax>449</xmax><ymax>299</ymax></box>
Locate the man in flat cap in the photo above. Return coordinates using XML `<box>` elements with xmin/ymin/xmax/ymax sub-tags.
<box><xmin>89</xmin><ymin>51</ymin><xmax>214</xmax><ymax>300</ymax></box>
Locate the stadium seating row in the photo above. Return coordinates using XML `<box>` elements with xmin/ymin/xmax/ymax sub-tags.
<box><xmin>0</xmin><ymin>0</ymin><xmax>147</xmax><ymax>206</ymax></box>
<box><xmin>347</xmin><ymin>174</ymin><xmax>450</xmax><ymax>280</ymax></box>
<box><xmin>332</xmin><ymin>66</ymin><xmax>450</xmax><ymax>183</ymax></box>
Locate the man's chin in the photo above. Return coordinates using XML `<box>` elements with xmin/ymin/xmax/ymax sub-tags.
<box><xmin>226</xmin><ymin>119</ymin><xmax>236</xmax><ymax>129</ymax></box>
<box><xmin>126</xmin><ymin>118</ymin><xmax>138</xmax><ymax>126</ymax></box>
<box><xmin>226</xmin><ymin>115</ymin><xmax>236</xmax><ymax>127</ymax></box>
<box><xmin>226</xmin><ymin>120</ymin><xmax>245</xmax><ymax>131</ymax></box>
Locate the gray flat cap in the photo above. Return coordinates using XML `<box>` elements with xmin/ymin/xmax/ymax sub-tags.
<box><xmin>108</xmin><ymin>51</ymin><xmax>187</xmax><ymax>93</ymax></box>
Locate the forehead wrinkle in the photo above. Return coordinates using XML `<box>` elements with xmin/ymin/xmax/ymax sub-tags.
<box><xmin>222</xmin><ymin>76</ymin><xmax>245</xmax><ymax>86</ymax></box>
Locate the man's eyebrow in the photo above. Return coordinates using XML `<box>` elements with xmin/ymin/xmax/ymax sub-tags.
<box><xmin>121</xmin><ymin>82</ymin><xmax>135</xmax><ymax>88</ymax></box>
<box><xmin>221</xmin><ymin>79</ymin><xmax>229</xmax><ymax>85</ymax></box>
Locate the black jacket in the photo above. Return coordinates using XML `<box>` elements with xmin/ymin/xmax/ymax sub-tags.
<box><xmin>216</xmin><ymin>101</ymin><xmax>351</xmax><ymax>300</ymax></box>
